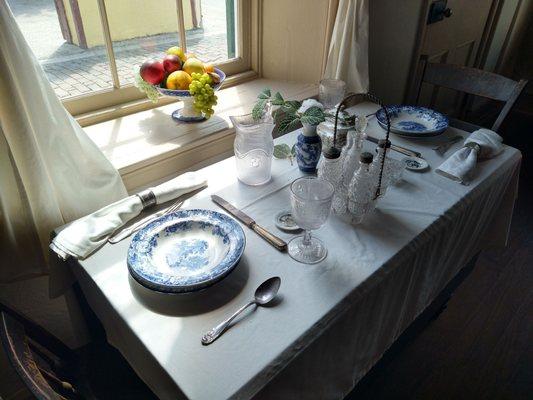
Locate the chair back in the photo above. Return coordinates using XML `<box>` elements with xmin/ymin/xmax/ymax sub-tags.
<box><xmin>410</xmin><ymin>56</ymin><xmax>528</xmax><ymax>132</ymax></box>
<box><xmin>0</xmin><ymin>303</ymin><xmax>80</xmax><ymax>400</ymax></box>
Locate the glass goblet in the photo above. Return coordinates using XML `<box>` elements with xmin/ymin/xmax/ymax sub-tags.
<box><xmin>319</xmin><ymin>78</ymin><xmax>346</xmax><ymax>109</ymax></box>
<box><xmin>288</xmin><ymin>177</ymin><xmax>334</xmax><ymax>264</ymax></box>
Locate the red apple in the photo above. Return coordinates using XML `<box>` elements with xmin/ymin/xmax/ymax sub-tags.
<box><xmin>163</xmin><ymin>54</ymin><xmax>182</xmax><ymax>73</ymax></box>
<box><xmin>140</xmin><ymin>59</ymin><xmax>165</xmax><ymax>85</ymax></box>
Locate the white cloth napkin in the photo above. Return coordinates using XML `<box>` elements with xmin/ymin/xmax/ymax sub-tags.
<box><xmin>436</xmin><ymin>129</ymin><xmax>503</xmax><ymax>184</ymax></box>
<box><xmin>50</xmin><ymin>172</ymin><xmax>207</xmax><ymax>260</ymax></box>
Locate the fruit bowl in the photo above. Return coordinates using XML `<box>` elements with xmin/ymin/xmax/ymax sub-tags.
<box><xmin>155</xmin><ymin>68</ymin><xmax>226</xmax><ymax>122</ymax></box>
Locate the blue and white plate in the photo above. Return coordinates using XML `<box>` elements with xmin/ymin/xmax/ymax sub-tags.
<box><xmin>376</xmin><ymin>105</ymin><xmax>448</xmax><ymax>137</ymax></box>
<box><xmin>127</xmin><ymin>209</ymin><xmax>245</xmax><ymax>293</ymax></box>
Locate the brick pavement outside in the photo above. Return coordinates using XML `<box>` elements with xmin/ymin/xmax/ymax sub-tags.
<box><xmin>43</xmin><ymin>30</ymin><xmax>228</xmax><ymax>98</ymax></box>
<box><xmin>8</xmin><ymin>0</ymin><xmax>229</xmax><ymax>99</ymax></box>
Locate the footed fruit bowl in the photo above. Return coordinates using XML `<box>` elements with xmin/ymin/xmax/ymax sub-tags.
<box><xmin>156</xmin><ymin>68</ymin><xmax>226</xmax><ymax>122</ymax></box>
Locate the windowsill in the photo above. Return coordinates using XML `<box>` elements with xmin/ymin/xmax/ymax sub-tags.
<box><xmin>83</xmin><ymin>78</ymin><xmax>318</xmax><ymax>190</ymax></box>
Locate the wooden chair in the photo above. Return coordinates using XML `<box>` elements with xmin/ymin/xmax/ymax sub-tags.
<box><xmin>409</xmin><ymin>55</ymin><xmax>528</xmax><ymax>133</ymax></box>
<box><xmin>0</xmin><ymin>302</ymin><xmax>157</xmax><ymax>400</ymax></box>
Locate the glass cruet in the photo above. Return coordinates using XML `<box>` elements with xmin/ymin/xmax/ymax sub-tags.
<box><xmin>348</xmin><ymin>152</ymin><xmax>377</xmax><ymax>224</ymax></box>
<box><xmin>230</xmin><ymin>106</ymin><xmax>275</xmax><ymax>186</ymax></box>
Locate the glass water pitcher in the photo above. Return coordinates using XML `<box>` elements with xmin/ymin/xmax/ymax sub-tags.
<box><xmin>230</xmin><ymin>111</ymin><xmax>274</xmax><ymax>186</ymax></box>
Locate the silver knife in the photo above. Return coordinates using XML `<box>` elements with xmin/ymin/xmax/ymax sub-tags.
<box><xmin>366</xmin><ymin>135</ymin><xmax>422</xmax><ymax>158</ymax></box>
<box><xmin>211</xmin><ymin>195</ymin><xmax>288</xmax><ymax>252</ymax></box>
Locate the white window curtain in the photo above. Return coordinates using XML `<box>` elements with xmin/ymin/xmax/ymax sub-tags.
<box><xmin>324</xmin><ymin>0</ymin><xmax>369</xmax><ymax>93</ymax></box>
<box><xmin>0</xmin><ymin>3</ymin><xmax>127</xmax><ymax>282</ymax></box>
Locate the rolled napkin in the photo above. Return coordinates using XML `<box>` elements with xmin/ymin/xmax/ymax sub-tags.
<box><xmin>50</xmin><ymin>172</ymin><xmax>207</xmax><ymax>260</ymax></box>
<box><xmin>436</xmin><ymin>128</ymin><xmax>503</xmax><ymax>184</ymax></box>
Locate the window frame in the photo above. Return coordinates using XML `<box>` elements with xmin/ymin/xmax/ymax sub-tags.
<box><xmin>60</xmin><ymin>0</ymin><xmax>256</xmax><ymax>119</ymax></box>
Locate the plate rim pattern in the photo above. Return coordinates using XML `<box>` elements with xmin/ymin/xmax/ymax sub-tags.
<box><xmin>127</xmin><ymin>209</ymin><xmax>245</xmax><ymax>293</ymax></box>
<box><xmin>376</xmin><ymin>105</ymin><xmax>448</xmax><ymax>137</ymax></box>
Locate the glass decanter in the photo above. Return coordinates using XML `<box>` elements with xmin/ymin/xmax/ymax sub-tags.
<box><xmin>348</xmin><ymin>152</ymin><xmax>377</xmax><ymax>224</ymax></box>
<box><xmin>230</xmin><ymin>107</ymin><xmax>275</xmax><ymax>186</ymax></box>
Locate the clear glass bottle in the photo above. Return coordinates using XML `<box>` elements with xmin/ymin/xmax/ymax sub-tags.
<box><xmin>230</xmin><ymin>106</ymin><xmax>275</xmax><ymax>186</ymax></box>
<box><xmin>339</xmin><ymin>129</ymin><xmax>353</xmax><ymax>164</ymax></box>
<box><xmin>342</xmin><ymin>129</ymin><xmax>366</xmax><ymax>188</ymax></box>
<box><xmin>317</xmin><ymin>147</ymin><xmax>344</xmax><ymax>214</ymax></box>
<box><xmin>326</xmin><ymin>131</ymin><xmax>351</xmax><ymax>215</ymax></box>
<box><xmin>332</xmin><ymin>174</ymin><xmax>348</xmax><ymax>215</ymax></box>
<box><xmin>327</xmin><ymin>129</ymin><xmax>367</xmax><ymax>215</ymax></box>
<box><xmin>348</xmin><ymin>152</ymin><xmax>377</xmax><ymax>224</ymax></box>
<box><xmin>317</xmin><ymin>153</ymin><xmax>343</xmax><ymax>188</ymax></box>
<box><xmin>370</xmin><ymin>139</ymin><xmax>404</xmax><ymax>196</ymax></box>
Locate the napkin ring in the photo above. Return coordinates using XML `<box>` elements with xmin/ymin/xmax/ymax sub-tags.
<box><xmin>137</xmin><ymin>190</ymin><xmax>156</xmax><ymax>209</ymax></box>
<box><xmin>465</xmin><ymin>142</ymin><xmax>481</xmax><ymax>153</ymax></box>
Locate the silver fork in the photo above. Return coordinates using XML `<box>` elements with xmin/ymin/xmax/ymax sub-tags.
<box><xmin>107</xmin><ymin>199</ymin><xmax>184</xmax><ymax>244</ymax></box>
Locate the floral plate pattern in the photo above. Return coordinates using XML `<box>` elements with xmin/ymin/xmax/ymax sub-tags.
<box><xmin>127</xmin><ymin>209</ymin><xmax>245</xmax><ymax>293</ymax></box>
<box><xmin>376</xmin><ymin>105</ymin><xmax>448</xmax><ymax>137</ymax></box>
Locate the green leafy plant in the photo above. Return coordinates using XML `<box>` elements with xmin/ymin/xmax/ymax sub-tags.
<box><xmin>252</xmin><ymin>88</ymin><xmax>327</xmax><ymax>133</ymax></box>
<box><xmin>273</xmin><ymin>143</ymin><xmax>296</xmax><ymax>165</ymax></box>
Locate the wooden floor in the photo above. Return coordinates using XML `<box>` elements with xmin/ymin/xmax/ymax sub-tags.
<box><xmin>347</xmin><ymin>111</ymin><xmax>533</xmax><ymax>400</ymax></box>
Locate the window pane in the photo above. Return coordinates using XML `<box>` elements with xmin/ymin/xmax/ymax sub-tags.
<box><xmin>184</xmin><ymin>0</ymin><xmax>236</xmax><ymax>64</ymax></box>
<box><xmin>7</xmin><ymin>0</ymin><xmax>114</xmax><ymax>99</ymax></box>
<box><xmin>104</xmin><ymin>0</ymin><xmax>183</xmax><ymax>87</ymax></box>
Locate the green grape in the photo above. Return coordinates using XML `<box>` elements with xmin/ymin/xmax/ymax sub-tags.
<box><xmin>189</xmin><ymin>72</ymin><xmax>218</xmax><ymax>119</ymax></box>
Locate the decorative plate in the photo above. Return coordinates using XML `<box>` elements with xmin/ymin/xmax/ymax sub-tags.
<box><xmin>402</xmin><ymin>156</ymin><xmax>430</xmax><ymax>172</ymax></box>
<box><xmin>274</xmin><ymin>211</ymin><xmax>301</xmax><ymax>232</ymax></box>
<box><xmin>376</xmin><ymin>105</ymin><xmax>448</xmax><ymax>137</ymax></box>
<box><xmin>127</xmin><ymin>209</ymin><xmax>245</xmax><ymax>293</ymax></box>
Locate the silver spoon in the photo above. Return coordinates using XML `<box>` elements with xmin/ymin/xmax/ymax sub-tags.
<box><xmin>201</xmin><ymin>276</ymin><xmax>281</xmax><ymax>345</ymax></box>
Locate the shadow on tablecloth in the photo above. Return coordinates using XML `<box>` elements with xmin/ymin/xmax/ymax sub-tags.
<box><xmin>128</xmin><ymin>256</ymin><xmax>250</xmax><ymax>316</ymax></box>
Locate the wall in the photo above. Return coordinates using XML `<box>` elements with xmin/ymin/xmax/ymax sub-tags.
<box><xmin>261</xmin><ymin>0</ymin><xmax>332</xmax><ymax>84</ymax></box>
<box><xmin>483</xmin><ymin>0</ymin><xmax>522</xmax><ymax>72</ymax></box>
<box><xmin>369</xmin><ymin>0</ymin><xmax>424</xmax><ymax>104</ymax></box>
<box><xmin>488</xmin><ymin>0</ymin><xmax>533</xmax><ymax>77</ymax></box>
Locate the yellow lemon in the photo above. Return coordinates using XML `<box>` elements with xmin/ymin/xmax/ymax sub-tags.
<box><xmin>166</xmin><ymin>46</ymin><xmax>186</xmax><ymax>63</ymax></box>
<box><xmin>183</xmin><ymin>58</ymin><xmax>204</xmax><ymax>75</ymax></box>
<box><xmin>166</xmin><ymin>70</ymin><xmax>192</xmax><ymax>90</ymax></box>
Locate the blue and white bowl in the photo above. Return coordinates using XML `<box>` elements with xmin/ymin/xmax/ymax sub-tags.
<box><xmin>376</xmin><ymin>105</ymin><xmax>448</xmax><ymax>137</ymax></box>
<box><xmin>127</xmin><ymin>209</ymin><xmax>245</xmax><ymax>293</ymax></box>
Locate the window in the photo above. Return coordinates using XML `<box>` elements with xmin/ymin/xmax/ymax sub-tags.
<box><xmin>8</xmin><ymin>0</ymin><xmax>252</xmax><ymax>116</ymax></box>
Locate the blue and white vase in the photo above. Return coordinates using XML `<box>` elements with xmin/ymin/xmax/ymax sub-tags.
<box><xmin>295</xmin><ymin>123</ymin><xmax>322</xmax><ymax>173</ymax></box>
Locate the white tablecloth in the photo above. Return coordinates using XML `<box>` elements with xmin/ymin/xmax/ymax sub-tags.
<box><xmin>69</xmin><ymin>102</ymin><xmax>521</xmax><ymax>400</ymax></box>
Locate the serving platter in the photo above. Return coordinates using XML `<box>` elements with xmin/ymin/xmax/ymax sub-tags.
<box><xmin>376</xmin><ymin>105</ymin><xmax>448</xmax><ymax>137</ymax></box>
<box><xmin>127</xmin><ymin>209</ymin><xmax>245</xmax><ymax>293</ymax></box>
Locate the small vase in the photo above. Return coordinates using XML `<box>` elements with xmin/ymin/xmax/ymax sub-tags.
<box><xmin>295</xmin><ymin>123</ymin><xmax>322</xmax><ymax>173</ymax></box>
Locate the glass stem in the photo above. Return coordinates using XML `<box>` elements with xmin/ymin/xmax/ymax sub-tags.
<box><xmin>302</xmin><ymin>230</ymin><xmax>312</xmax><ymax>246</ymax></box>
